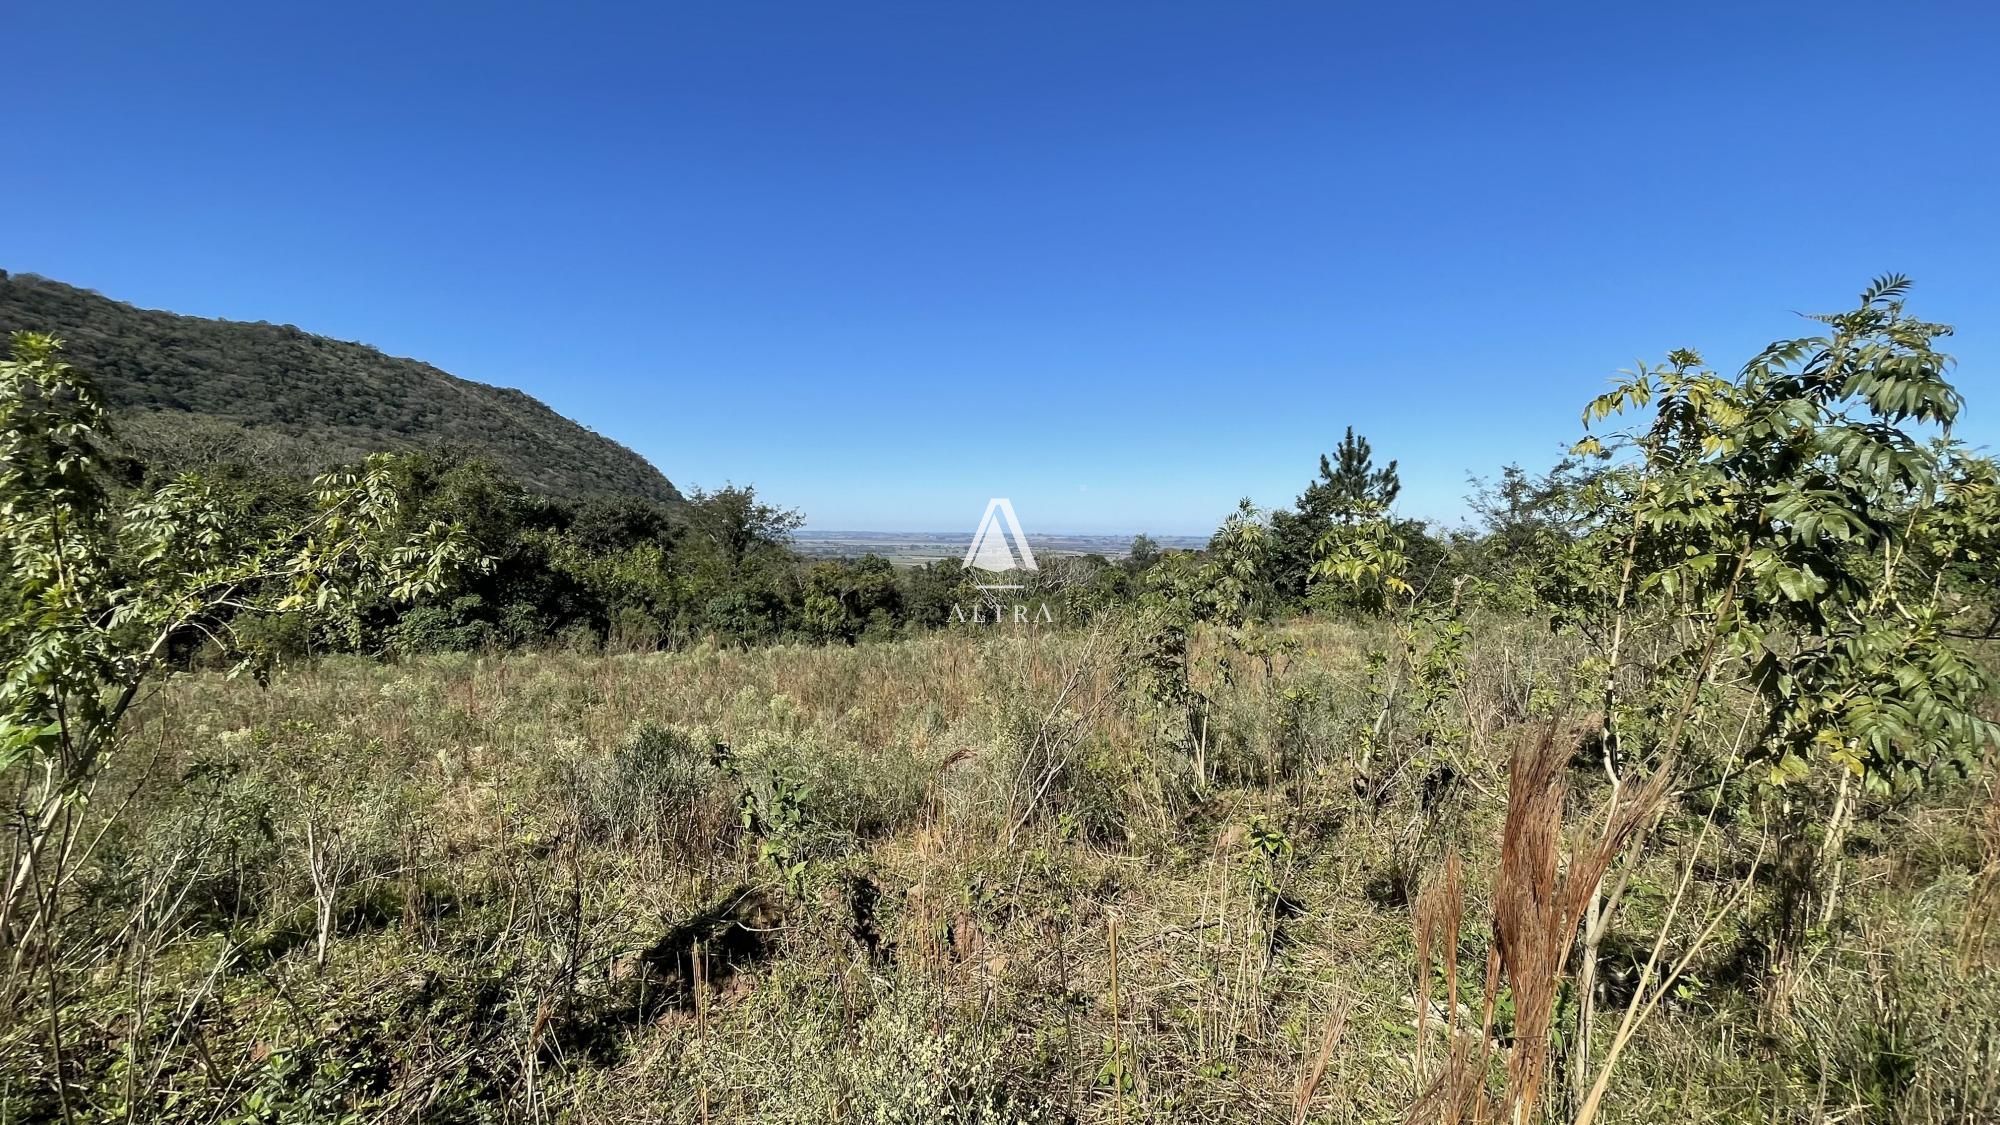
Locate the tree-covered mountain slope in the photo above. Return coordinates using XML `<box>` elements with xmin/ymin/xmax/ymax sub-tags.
<box><xmin>0</xmin><ymin>270</ymin><xmax>680</xmax><ymax>504</ymax></box>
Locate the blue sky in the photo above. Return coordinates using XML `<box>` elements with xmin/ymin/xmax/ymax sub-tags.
<box><xmin>7</xmin><ymin>2</ymin><xmax>1998</xmax><ymax>535</ymax></box>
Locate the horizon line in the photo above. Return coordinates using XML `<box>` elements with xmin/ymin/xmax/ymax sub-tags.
<box><xmin>795</xmin><ymin>528</ymin><xmax>1211</xmax><ymax>539</ymax></box>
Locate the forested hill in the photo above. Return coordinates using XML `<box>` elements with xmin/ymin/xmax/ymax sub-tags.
<box><xmin>0</xmin><ymin>271</ymin><xmax>681</xmax><ymax>504</ymax></box>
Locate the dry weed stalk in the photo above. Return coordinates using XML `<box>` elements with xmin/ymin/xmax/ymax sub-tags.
<box><xmin>1406</xmin><ymin>853</ymin><xmax>1488</xmax><ymax>1125</ymax></box>
<box><xmin>1408</xmin><ymin>725</ymin><xmax>1670</xmax><ymax>1125</ymax></box>
<box><xmin>694</xmin><ymin>938</ymin><xmax>711</xmax><ymax>1125</ymax></box>
<box><xmin>1572</xmin><ymin>750</ymin><xmax>1763</xmax><ymax>1125</ymax></box>
<box><xmin>1960</xmin><ymin>771</ymin><xmax>2000</xmax><ymax>968</ymax></box>
<box><xmin>1004</xmin><ymin>630</ymin><xmax>1110</xmax><ymax>845</ymax></box>
<box><xmin>1412</xmin><ymin>853</ymin><xmax>1463</xmax><ymax>1087</ymax></box>
<box><xmin>1494</xmin><ymin>725</ymin><xmax>1670</xmax><ymax>1116</ymax></box>
<box><xmin>1291</xmin><ymin>992</ymin><xmax>1352</xmax><ymax>1125</ymax></box>
<box><xmin>1108</xmin><ymin>911</ymin><xmax>1126</xmax><ymax>1125</ymax></box>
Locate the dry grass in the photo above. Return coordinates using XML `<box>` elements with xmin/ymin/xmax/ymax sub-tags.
<box><xmin>3</xmin><ymin>621</ymin><xmax>1993</xmax><ymax>1123</ymax></box>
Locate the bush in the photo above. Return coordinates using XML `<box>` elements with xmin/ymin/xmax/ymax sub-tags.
<box><xmin>388</xmin><ymin>595</ymin><xmax>493</xmax><ymax>654</ymax></box>
<box><xmin>580</xmin><ymin>722</ymin><xmax>734</xmax><ymax>858</ymax></box>
<box><xmin>733</xmin><ymin>729</ymin><xmax>933</xmax><ymax>873</ymax></box>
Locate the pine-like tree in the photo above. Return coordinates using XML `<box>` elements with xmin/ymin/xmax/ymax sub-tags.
<box><xmin>1268</xmin><ymin>427</ymin><xmax>1401</xmax><ymax>598</ymax></box>
<box><xmin>1320</xmin><ymin>426</ymin><xmax>1400</xmax><ymax>523</ymax></box>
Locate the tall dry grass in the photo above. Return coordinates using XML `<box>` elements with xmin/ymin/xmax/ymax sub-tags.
<box><xmin>0</xmin><ymin>621</ymin><xmax>1990</xmax><ymax>1123</ymax></box>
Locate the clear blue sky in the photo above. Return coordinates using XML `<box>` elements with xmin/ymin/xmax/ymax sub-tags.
<box><xmin>8</xmin><ymin>2</ymin><xmax>1998</xmax><ymax>535</ymax></box>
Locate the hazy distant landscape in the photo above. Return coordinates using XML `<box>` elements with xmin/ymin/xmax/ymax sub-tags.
<box><xmin>794</xmin><ymin>528</ymin><xmax>1208</xmax><ymax>564</ymax></box>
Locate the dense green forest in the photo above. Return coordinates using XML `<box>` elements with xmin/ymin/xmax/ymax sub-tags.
<box><xmin>0</xmin><ymin>271</ymin><xmax>681</xmax><ymax>504</ymax></box>
<box><xmin>0</xmin><ymin>272</ymin><xmax>1591</xmax><ymax>664</ymax></box>
<box><xmin>0</xmin><ymin>364</ymin><xmax>1467</xmax><ymax>658</ymax></box>
<box><xmin>3</xmin><ymin>272</ymin><xmax>1996</xmax><ymax>674</ymax></box>
<box><xmin>0</xmin><ymin>274</ymin><xmax>1486</xmax><ymax>656</ymax></box>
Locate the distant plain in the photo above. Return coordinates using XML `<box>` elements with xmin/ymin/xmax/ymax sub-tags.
<box><xmin>791</xmin><ymin>529</ymin><xmax>1207</xmax><ymax>566</ymax></box>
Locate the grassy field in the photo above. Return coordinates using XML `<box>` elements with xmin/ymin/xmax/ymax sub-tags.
<box><xmin>6</xmin><ymin>621</ymin><xmax>1997</xmax><ymax>1123</ymax></box>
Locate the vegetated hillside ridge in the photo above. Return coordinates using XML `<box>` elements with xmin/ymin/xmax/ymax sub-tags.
<box><xmin>0</xmin><ymin>270</ymin><xmax>681</xmax><ymax>504</ymax></box>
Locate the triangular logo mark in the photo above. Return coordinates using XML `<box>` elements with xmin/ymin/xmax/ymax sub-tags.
<box><xmin>963</xmin><ymin>498</ymin><xmax>1037</xmax><ymax>578</ymax></box>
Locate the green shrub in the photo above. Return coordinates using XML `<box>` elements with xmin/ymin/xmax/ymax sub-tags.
<box><xmin>388</xmin><ymin>594</ymin><xmax>494</xmax><ymax>654</ymax></box>
<box><xmin>581</xmin><ymin>722</ymin><xmax>734</xmax><ymax>858</ymax></box>
<box><xmin>734</xmin><ymin>730</ymin><xmax>932</xmax><ymax>876</ymax></box>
